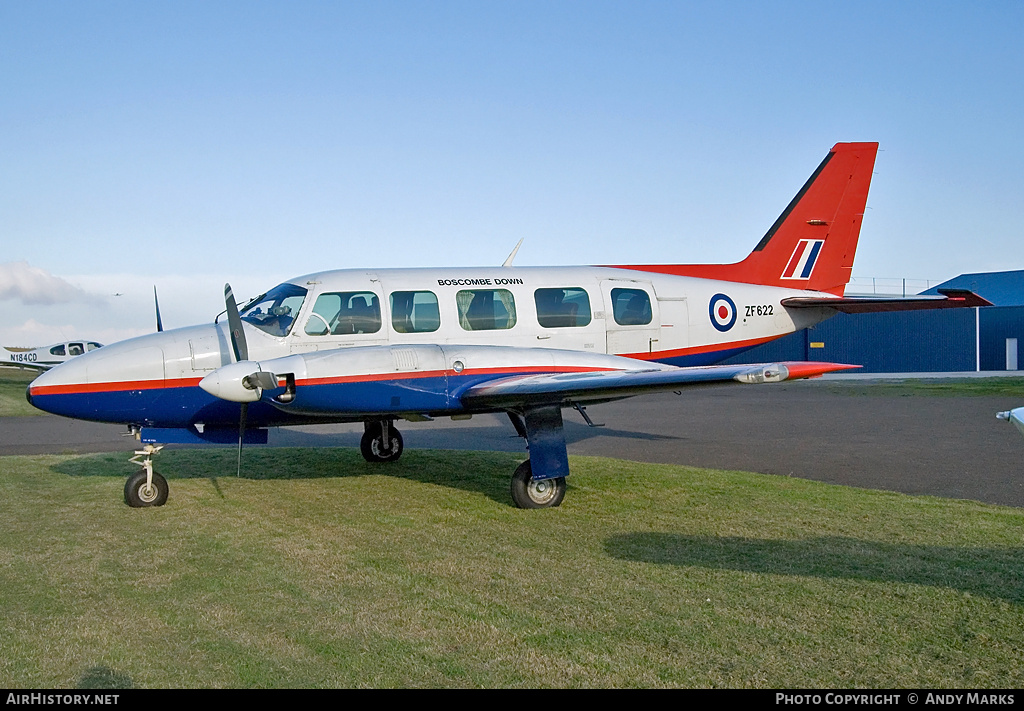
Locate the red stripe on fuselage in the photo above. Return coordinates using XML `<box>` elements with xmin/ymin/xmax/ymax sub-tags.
<box><xmin>29</xmin><ymin>377</ymin><xmax>204</xmax><ymax>397</ymax></box>
<box><xmin>618</xmin><ymin>334</ymin><xmax>781</xmax><ymax>361</ymax></box>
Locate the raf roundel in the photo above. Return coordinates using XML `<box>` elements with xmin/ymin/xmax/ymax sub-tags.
<box><xmin>709</xmin><ymin>293</ymin><xmax>736</xmax><ymax>332</ymax></box>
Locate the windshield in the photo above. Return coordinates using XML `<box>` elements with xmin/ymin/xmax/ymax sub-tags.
<box><xmin>239</xmin><ymin>283</ymin><xmax>308</xmax><ymax>337</ymax></box>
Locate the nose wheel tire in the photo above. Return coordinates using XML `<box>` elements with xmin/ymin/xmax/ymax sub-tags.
<box><xmin>124</xmin><ymin>469</ymin><xmax>169</xmax><ymax>508</ymax></box>
<box><xmin>510</xmin><ymin>460</ymin><xmax>566</xmax><ymax>509</ymax></box>
<box><xmin>360</xmin><ymin>423</ymin><xmax>404</xmax><ymax>463</ymax></box>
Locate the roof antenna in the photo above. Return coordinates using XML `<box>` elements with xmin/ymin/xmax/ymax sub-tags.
<box><xmin>154</xmin><ymin>286</ymin><xmax>164</xmax><ymax>332</ymax></box>
<box><xmin>502</xmin><ymin>238</ymin><xmax>524</xmax><ymax>267</ymax></box>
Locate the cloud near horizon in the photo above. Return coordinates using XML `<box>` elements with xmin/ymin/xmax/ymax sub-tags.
<box><xmin>1</xmin><ymin>318</ymin><xmax>147</xmax><ymax>349</ymax></box>
<box><xmin>0</xmin><ymin>261</ymin><xmax>105</xmax><ymax>306</ymax></box>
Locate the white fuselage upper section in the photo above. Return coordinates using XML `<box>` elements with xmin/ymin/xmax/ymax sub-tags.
<box><xmin>32</xmin><ymin>265</ymin><xmax>837</xmax><ymax>396</ymax></box>
<box><xmin>227</xmin><ymin>265</ymin><xmax>833</xmax><ymax>365</ymax></box>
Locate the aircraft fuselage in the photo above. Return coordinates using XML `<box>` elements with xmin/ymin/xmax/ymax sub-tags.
<box><xmin>28</xmin><ymin>265</ymin><xmax>832</xmax><ymax>430</ymax></box>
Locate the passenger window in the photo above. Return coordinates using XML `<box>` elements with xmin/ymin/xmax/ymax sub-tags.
<box><xmin>535</xmin><ymin>288</ymin><xmax>592</xmax><ymax>328</ymax></box>
<box><xmin>68</xmin><ymin>343</ymin><xmax>84</xmax><ymax>356</ymax></box>
<box><xmin>390</xmin><ymin>291</ymin><xmax>440</xmax><ymax>333</ymax></box>
<box><xmin>304</xmin><ymin>291</ymin><xmax>381</xmax><ymax>335</ymax></box>
<box><xmin>457</xmin><ymin>289</ymin><xmax>516</xmax><ymax>331</ymax></box>
<box><xmin>50</xmin><ymin>345</ymin><xmax>66</xmax><ymax>357</ymax></box>
<box><xmin>610</xmin><ymin>288</ymin><xmax>652</xmax><ymax>326</ymax></box>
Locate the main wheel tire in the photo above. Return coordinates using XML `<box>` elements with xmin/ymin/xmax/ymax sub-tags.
<box><xmin>360</xmin><ymin>424</ymin><xmax>404</xmax><ymax>463</ymax></box>
<box><xmin>510</xmin><ymin>460</ymin><xmax>566</xmax><ymax>509</ymax></box>
<box><xmin>124</xmin><ymin>469</ymin><xmax>169</xmax><ymax>508</ymax></box>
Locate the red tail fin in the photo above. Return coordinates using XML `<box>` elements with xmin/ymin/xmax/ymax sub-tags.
<box><xmin>617</xmin><ymin>142</ymin><xmax>879</xmax><ymax>296</ymax></box>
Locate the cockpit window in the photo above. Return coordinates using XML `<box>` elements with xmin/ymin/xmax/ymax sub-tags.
<box><xmin>68</xmin><ymin>343</ymin><xmax>84</xmax><ymax>356</ymax></box>
<box><xmin>239</xmin><ymin>283</ymin><xmax>308</xmax><ymax>337</ymax></box>
<box><xmin>86</xmin><ymin>342</ymin><xmax>103</xmax><ymax>351</ymax></box>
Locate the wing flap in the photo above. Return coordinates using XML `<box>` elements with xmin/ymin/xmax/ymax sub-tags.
<box><xmin>460</xmin><ymin>361</ymin><xmax>859</xmax><ymax>409</ymax></box>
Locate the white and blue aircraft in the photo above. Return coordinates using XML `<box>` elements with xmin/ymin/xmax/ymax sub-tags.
<box><xmin>4</xmin><ymin>341</ymin><xmax>104</xmax><ymax>371</ymax></box>
<box><xmin>27</xmin><ymin>142</ymin><xmax>989</xmax><ymax>509</ymax></box>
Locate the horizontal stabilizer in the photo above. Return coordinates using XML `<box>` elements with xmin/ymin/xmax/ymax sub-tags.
<box><xmin>781</xmin><ymin>288</ymin><xmax>992</xmax><ymax>314</ymax></box>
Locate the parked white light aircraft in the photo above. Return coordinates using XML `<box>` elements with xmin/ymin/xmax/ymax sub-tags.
<box><xmin>4</xmin><ymin>341</ymin><xmax>104</xmax><ymax>371</ymax></box>
<box><xmin>27</xmin><ymin>142</ymin><xmax>989</xmax><ymax>509</ymax></box>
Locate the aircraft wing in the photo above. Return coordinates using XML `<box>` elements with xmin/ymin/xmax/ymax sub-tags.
<box><xmin>460</xmin><ymin>361</ymin><xmax>857</xmax><ymax>409</ymax></box>
<box><xmin>997</xmin><ymin>407</ymin><xmax>1024</xmax><ymax>440</ymax></box>
<box><xmin>2</xmin><ymin>360</ymin><xmax>53</xmax><ymax>372</ymax></box>
<box><xmin>781</xmin><ymin>288</ymin><xmax>991</xmax><ymax>313</ymax></box>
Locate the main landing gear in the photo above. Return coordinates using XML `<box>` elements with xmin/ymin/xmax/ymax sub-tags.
<box><xmin>360</xmin><ymin>420</ymin><xmax>404</xmax><ymax>463</ymax></box>
<box><xmin>117</xmin><ymin>406</ymin><xmax>575</xmax><ymax>510</ymax></box>
<box><xmin>358</xmin><ymin>413</ymin><xmax>568</xmax><ymax>509</ymax></box>
<box><xmin>510</xmin><ymin>460</ymin><xmax>566</xmax><ymax>509</ymax></box>
<box><xmin>125</xmin><ymin>444</ymin><xmax>168</xmax><ymax>507</ymax></box>
<box><xmin>507</xmin><ymin>405</ymin><xmax>571</xmax><ymax>510</ymax></box>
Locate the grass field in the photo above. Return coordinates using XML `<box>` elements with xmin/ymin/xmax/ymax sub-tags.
<box><xmin>1</xmin><ymin>447</ymin><xmax>1022</xmax><ymax>688</ymax></box>
<box><xmin>0</xmin><ymin>368</ymin><xmax>39</xmax><ymax>417</ymax></box>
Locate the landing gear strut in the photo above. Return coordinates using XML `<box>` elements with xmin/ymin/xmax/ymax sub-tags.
<box><xmin>360</xmin><ymin>420</ymin><xmax>404</xmax><ymax>463</ymax></box>
<box><xmin>125</xmin><ymin>444</ymin><xmax>168</xmax><ymax>507</ymax></box>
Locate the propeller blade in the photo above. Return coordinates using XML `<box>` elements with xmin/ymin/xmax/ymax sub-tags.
<box><xmin>224</xmin><ymin>283</ymin><xmax>248</xmax><ymax>362</ymax></box>
<box><xmin>237</xmin><ymin>402</ymin><xmax>247</xmax><ymax>477</ymax></box>
<box><xmin>154</xmin><ymin>286</ymin><xmax>164</xmax><ymax>332</ymax></box>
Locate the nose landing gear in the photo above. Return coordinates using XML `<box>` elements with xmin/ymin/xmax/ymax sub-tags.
<box><xmin>125</xmin><ymin>444</ymin><xmax>168</xmax><ymax>507</ymax></box>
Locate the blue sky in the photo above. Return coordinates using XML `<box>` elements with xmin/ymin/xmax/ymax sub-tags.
<box><xmin>1</xmin><ymin>1</ymin><xmax>1022</xmax><ymax>345</ymax></box>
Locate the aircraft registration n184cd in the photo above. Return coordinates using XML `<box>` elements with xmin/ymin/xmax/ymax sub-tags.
<box><xmin>27</xmin><ymin>142</ymin><xmax>990</xmax><ymax>509</ymax></box>
<box><xmin>4</xmin><ymin>341</ymin><xmax>104</xmax><ymax>371</ymax></box>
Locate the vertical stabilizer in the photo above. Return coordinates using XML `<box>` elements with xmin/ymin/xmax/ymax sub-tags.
<box><xmin>617</xmin><ymin>142</ymin><xmax>879</xmax><ymax>296</ymax></box>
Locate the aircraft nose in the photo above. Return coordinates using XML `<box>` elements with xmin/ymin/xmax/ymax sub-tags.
<box><xmin>25</xmin><ymin>385</ymin><xmax>33</xmax><ymax>408</ymax></box>
<box><xmin>27</xmin><ymin>339</ymin><xmax>168</xmax><ymax>422</ymax></box>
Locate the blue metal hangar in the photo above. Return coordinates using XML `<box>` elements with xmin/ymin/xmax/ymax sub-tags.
<box><xmin>725</xmin><ymin>269</ymin><xmax>1024</xmax><ymax>373</ymax></box>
